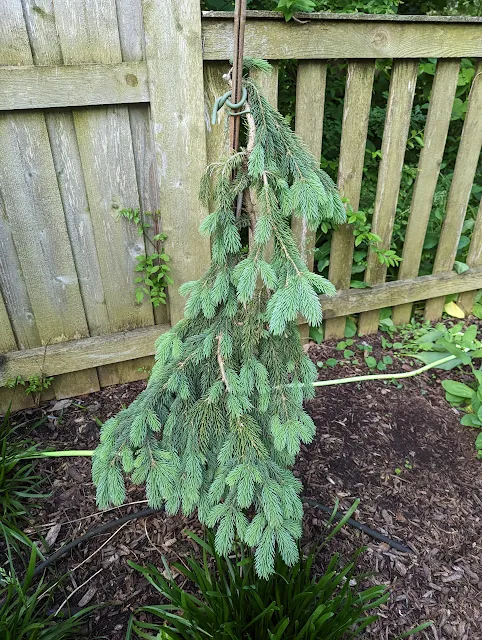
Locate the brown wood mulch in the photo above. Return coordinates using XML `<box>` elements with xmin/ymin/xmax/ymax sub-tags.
<box><xmin>6</xmin><ymin>330</ymin><xmax>482</xmax><ymax>639</ymax></box>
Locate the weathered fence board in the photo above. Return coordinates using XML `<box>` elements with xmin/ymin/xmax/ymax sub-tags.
<box><xmin>202</xmin><ymin>15</ymin><xmax>482</xmax><ymax>60</ymax></box>
<box><xmin>292</xmin><ymin>62</ymin><xmax>327</xmax><ymax>266</ymax></box>
<box><xmin>0</xmin><ymin>325</ymin><xmax>169</xmax><ymax>386</ymax></box>
<box><xmin>325</xmin><ymin>61</ymin><xmax>375</xmax><ymax>339</ymax></box>
<box><xmin>55</xmin><ymin>0</ymin><xmax>154</xmax><ymax>387</ymax></box>
<box><xmin>358</xmin><ymin>59</ymin><xmax>418</xmax><ymax>334</ymax></box>
<box><xmin>0</xmin><ymin>62</ymin><xmax>148</xmax><ymax>111</ymax></box>
<box><xmin>0</xmin><ymin>290</ymin><xmax>16</xmax><ymax>353</ymax></box>
<box><xmin>142</xmin><ymin>0</ymin><xmax>211</xmax><ymax>326</ymax></box>
<box><xmin>21</xmin><ymin>0</ymin><xmax>101</xmax><ymax>399</ymax></box>
<box><xmin>0</xmin><ymin>0</ymin><xmax>98</xmax><ymax>404</ymax></box>
<box><xmin>459</xmin><ymin>198</ymin><xmax>482</xmax><ymax>314</ymax></box>
<box><xmin>319</xmin><ymin>266</ymin><xmax>482</xmax><ymax>320</ymax></box>
<box><xmin>116</xmin><ymin>0</ymin><xmax>168</xmax><ymax>331</ymax></box>
<box><xmin>392</xmin><ymin>58</ymin><xmax>461</xmax><ymax>325</ymax></box>
<box><xmin>424</xmin><ymin>61</ymin><xmax>482</xmax><ymax>321</ymax></box>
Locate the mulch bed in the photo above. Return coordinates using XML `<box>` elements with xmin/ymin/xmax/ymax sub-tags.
<box><xmin>7</xmin><ymin>329</ymin><xmax>482</xmax><ymax>639</ymax></box>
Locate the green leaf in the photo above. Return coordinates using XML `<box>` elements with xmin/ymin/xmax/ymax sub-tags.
<box><xmin>476</xmin><ymin>432</ymin><xmax>482</xmax><ymax>450</ymax></box>
<box><xmin>309</xmin><ymin>326</ymin><xmax>323</xmax><ymax>344</ymax></box>
<box><xmin>365</xmin><ymin>356</ymin><xmax>377</xmax><ymax>369</ymax></box>
<box><xmin>441</xmin><ymin>380</ymin><xmax>473</xmax><ymax>399</ymax></box>
<box><xmin>344</xmin><ymin>318</ymin><xmax>357</xmax><ymax>338</ymax></box>
<box><xmin>343</xmin><ymin>349</ymin><xmax>354</xmax><ymax>359</ymax></box>
<box><xmin>461</xmin><ymin>413</ymin><xmax>481</xmax><ymax>427</ymax></box>
<box><xmin>326</xmin><ymin>358</ymin><xmax>338</xmax><ymax>368</ymax></box>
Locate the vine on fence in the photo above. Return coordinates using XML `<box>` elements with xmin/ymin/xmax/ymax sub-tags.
<box><xmin>117</xmin><ymin>208</ymin><xmax>172</xmax><ymax>307</ymax></box>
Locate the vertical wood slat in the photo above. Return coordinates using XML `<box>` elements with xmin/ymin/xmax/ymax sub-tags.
<box><xmin>54</xmin><ymin>0</ymin><xmax>154</xmax><ymax>388</ymax></box>
<box><xmin>0</xmin><ymin>290</ymin><xmax>16</xmax><ymax>353</ymax></box>
<box><xmin>292</xmin><ymin>62</ymin><xmax>326</xmax><ymax>342</ymax></box>
<box><xmin>115</xmin><ymin>0</ymin><xmax>168</xmax><ymax>332</ymax></box>
<box><xmin>142</xmin><ymin>0</ymin><xmax>210</xmax><ymax>326</ymax></box>
<box><xmin>204</xmin><ymin>62</ymin><xmax>231</xmax><ymax>166</ymax></box>
<box><xmin>392</xmin><ymin>59</ymin><xmax>461</xmax><ymax>326</ymax></box>
<box><xmin>21</xmin><ymin>0</ymin><xmax>101</xmax><ymax>399</ymax></box>
<box><xmin>458</xmin><ymin>197</ymin><xmax>482</xmax><ymax>314</ymax></box>
<box><xmin>358</xmin><ymin>59</ymin><xmax>419</xmax><ymax>335</ymax></box>
<box><xmin>325</xmin><ymin>61</ymin><xmax>375</xmax><ymax>339</ymax></box>
<box><xmin>293</xmin><ymin>62</ymin><xmax>327</xmax><ymax>265</ymax></box>
<box><xmin>0</xmin><ymin>0</ymin><xmax>98</xmax><ymax>402</ymax></box>
<box><xmin>424</xmin><ymin>61</ymin><xmax>482</xmax><ymax>321</ymax></box>
<box><xmin>0</xmin><ymin>191</ymin><xmax>41</xmax><ymax>350</ymax></box>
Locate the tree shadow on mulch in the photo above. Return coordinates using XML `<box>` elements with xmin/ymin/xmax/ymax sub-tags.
<box><xmin>5</xmin><ymin>332</ymin><xmax>482</xmax><ymax>639</ymax></box>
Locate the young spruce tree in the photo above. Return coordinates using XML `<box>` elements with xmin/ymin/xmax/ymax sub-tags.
<box><xmin>93</xmin><ymin>60</ymin><xmax>345</xmax><ymax>578</ymax></box>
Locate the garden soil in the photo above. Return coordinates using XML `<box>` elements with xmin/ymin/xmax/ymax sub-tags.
<box><xmin>9</xmin><ymin>332</ymin><xmax>482</xmax><ymax>639</ymax></box>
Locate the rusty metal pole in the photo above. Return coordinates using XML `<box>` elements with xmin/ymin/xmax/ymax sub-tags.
<box><xmin>229</xmin><ymin>0</ymin><xmax>247</xmax><ymax>152</ymax></box>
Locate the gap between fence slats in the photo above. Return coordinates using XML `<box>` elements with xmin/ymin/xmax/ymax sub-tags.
<box><xmin>424</xmin><ymin>61</ymin><xmax>482</xmax><ymax>321</ymax></box>
<box><xmin>358</xmin><ymin>59</ymin><xmax>418</xmax><ymax>335</ymax></box>
<box><xmin>325</xmin><ymin>60</ymin><xmax>375</xmax><ymax>339</ymax></box>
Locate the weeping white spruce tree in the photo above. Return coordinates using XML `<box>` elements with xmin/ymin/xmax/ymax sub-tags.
<box><xmin>93</xmin><ymin>60</ymin><xmax>345</xmax><ymax>578</ymax></box>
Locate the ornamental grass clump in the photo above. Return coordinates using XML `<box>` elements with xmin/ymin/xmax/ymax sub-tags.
<box><xmin>93</xmin><ymin>59</ymin><xmax>345</xmax><ymax>578</ymax></box>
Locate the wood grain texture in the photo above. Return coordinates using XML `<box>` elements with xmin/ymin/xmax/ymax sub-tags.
<box><xmin>21</xmin><ymin>0</ymin><xmax>101</xmax><ymax>397</ymax></box>
<box><xmin>203</xmin><ymin>10</ymin><xmax>482</xmax><ymax>23</ymax></box>
<box><xmin>424</xmin><ymin>62</ymin><xmax>482</xmax><ymax>321</ymax></box>
<box><xmin>325</xmin><ymin>61</ymin><xmax>374</xmax><ymax>339</ymax></box>
<box><xmin>0</xmin><ymin>62</ymin><xmax>148</xmax><ymax>111</ymax></box>
<box><xmin>202</xmin><ymin>18</ymin><xmax>482</xmax><ymax>60</ymax></box>
<box><xmin>358</xmin><ymin>59</ymin><xmax>418</xmax><ymax>335</ymax></box>
<box><xmin>0</xmin><ymin>289</ymin><xmax>17</xmax><ymax>353</ymax></box>
<box><xmin>392</xmin><ymin>59</ymin><xmax>460</xmax><ymax>325</ymax></box>
<box><xmin>291</xmin><ymin>62</ymin><xmax>326</xmax><ymax>342</ymax></box>
<box><xmin>292</xmin><ymin>62</ymin><xmax>326</xmax><ymax>266</ymax></box>
<box><xmin>0</xmin><ymin>1</ymin><xmax>90</xmax><ymax>348</ymax></box>
<box><xmin>204</xmin><ymin>62</ymin><xmax>231</xmax><ymax>165</ymax></box>
<box><xmin>54</xmin><ymin>0</ymin><xmax>154</xmax><ymax>386</ymax></box>
<box><xmin>0</xmin><ymin>191</ymin><xmax>40</xmax><ymax>350</ymax></box>
<box><xmin>317</xmin><ymin>266</ymin><xmax>482</xmax><ymax>320</ymax></box>
<box><xmin>116</xmin><ymin>0</ymin><xmax>168</xmax><ymax>327</ymax></box>
<box><xmin>0</xmin><ymin>325</ymin><xmax>170</xmax><ymax>386</ymax></box>
<box><xmin>459</xmin><ymin>198</ymin><xmax>482</xmax><ymax>314</ymax></box>
<box><xmin>142</xmin><ymin>0</ymin><xmax>210</xmax><ymax>324</ymax></box>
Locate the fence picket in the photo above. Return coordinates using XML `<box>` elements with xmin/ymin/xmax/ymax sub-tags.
<box><xmin>392</xmin><ymin>59</ymin><xmax>460</xmax><ymax>325</ymax></box>
<box><xmin>424</xmin><ymin>61</ymin><xmax>482</xmax><ymax>321</ymax></box>
<box><xmin>142</xmin><ymin>0</ymin><xmax>211</xmax><ymax>325</ymax></box>
<box><xmin>458</xmin><ymin>198</ymin><xmax>482</xmax><ymax>314</ymax></box>
<box><xmin>358</xmin><ymin>59</ymin><xmax>418</xmax><ymax>334</ymax></box>
<box><xmin>325</xmin><ymin>61</ymin><xmax>374</xmax><ymax>339</ymax></box>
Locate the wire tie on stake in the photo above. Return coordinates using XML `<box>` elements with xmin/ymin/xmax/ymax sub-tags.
<box><xmin>211</xmin><ymin>87</ymin><xmax>248</xmax><ymax>125</ymax></box>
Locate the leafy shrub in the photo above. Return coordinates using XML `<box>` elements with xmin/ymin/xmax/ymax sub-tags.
<box><xmin>126</xmin><ymin>529</ymin><xmax>389</xmax><ymax>640</ymax></box>
<box><xmin>0</xmin><ymin>545</ymin><xmax>94</xmax><ymax>639</ymax></box>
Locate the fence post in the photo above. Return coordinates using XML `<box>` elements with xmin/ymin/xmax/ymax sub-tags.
<box><xmin>142</xmin><ymin>0</ymin><xmax>211</xmax><ymax>325</ymax></box>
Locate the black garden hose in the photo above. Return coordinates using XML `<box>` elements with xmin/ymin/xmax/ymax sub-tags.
<box><xmin>304</xmin><ymin>499</ymin><xmax>412</xmax><ymax>554</ymax></box>
<box><xmin>33</xmin><ymin>499</ymin><xmax>411</xmax><ymax>577</ymax></box>
<box><xmin>33</xmin><ymin>507</ymin><xmax>162</xmax><ymax>576</ymax></box>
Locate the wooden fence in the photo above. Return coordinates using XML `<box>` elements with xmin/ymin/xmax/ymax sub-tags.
<box><xmin>0</xmin><ymin>3</ymin><xmax>481</xmax><ymax>412</ymax></box>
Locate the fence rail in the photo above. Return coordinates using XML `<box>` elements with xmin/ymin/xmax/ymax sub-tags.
<box><xmin>0</xmin><ymin>2</ymin><xmax>481</xmax><ymax>412</ymax></box>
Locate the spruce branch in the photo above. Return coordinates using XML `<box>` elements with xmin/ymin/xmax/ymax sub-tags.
<box><xmin>92</xmin><ymin>58</ymin><xmax>346</xmax><ymax>578</ymax></box>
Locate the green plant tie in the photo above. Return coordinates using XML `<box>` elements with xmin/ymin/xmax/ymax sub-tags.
<box><xmin>211</xmin><ymin>86</ymin><xmax>248</xmax><ymax>125</ymax></box>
